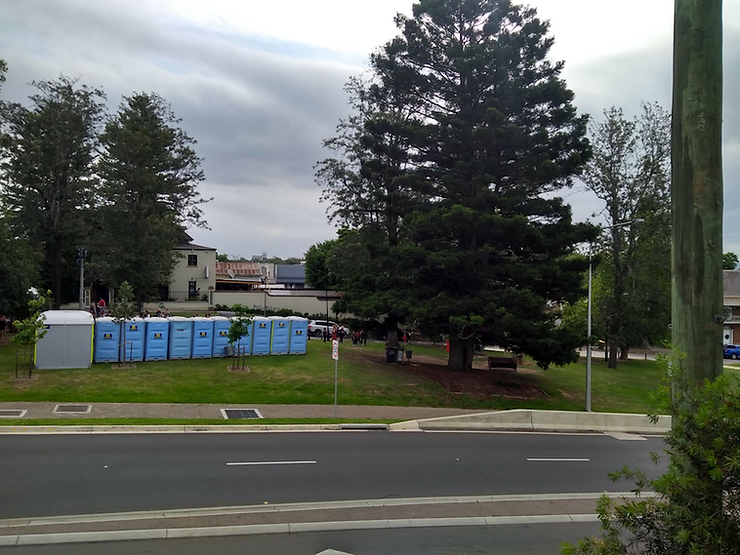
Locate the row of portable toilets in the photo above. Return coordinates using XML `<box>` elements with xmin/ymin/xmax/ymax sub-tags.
<box><xmin>33</xmin><ymin>311</ymin><xmax>308</xmax><ymax>370</ymax></box>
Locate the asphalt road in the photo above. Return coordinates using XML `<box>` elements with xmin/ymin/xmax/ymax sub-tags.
<box><xmin>0</xmin><ymin>523</ymin><xmax>602</xmax><ymax>555</ymax></box>
<box><xmin>0</xmin><ymin>432</ymin><xmax>666</xmax><ymax>519</ymax></box>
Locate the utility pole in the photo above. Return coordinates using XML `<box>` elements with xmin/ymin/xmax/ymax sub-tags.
<box><xmin>671</xmin><ymin>0</ymin><xmax>724</xmax><ymax>388</ymax></box>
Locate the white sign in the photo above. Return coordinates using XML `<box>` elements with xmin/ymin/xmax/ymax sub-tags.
<box><xmin>332</xmin><ymin>339</ymin><xmax>339</xmax><ymax>361</ymax></box>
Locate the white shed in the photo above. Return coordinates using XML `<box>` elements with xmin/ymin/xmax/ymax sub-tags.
<box><xmin>35</xmin><ymin>310</ymin><xmax>95</xmax><ymax>370</ymax></box>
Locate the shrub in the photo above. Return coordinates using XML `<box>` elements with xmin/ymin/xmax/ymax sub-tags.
<box><xmin>563</xmin><ymin>355</ymin><xmax>740</xmax><ymax>554</ymax></box>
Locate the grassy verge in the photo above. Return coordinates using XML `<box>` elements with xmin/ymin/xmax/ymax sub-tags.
<box><xmin>2</xmin><ymin>336</ymin><xmax>733</xmax><ymax>413</ymax></box>
<box><xmin>0</xmin><ymin>418</ymin><xmax>399</xmax><ymax>426</ymax></box>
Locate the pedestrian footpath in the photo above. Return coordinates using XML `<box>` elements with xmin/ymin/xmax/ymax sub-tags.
<box><xmin>0</xmin><ymin>402</ymin><xmax>481</xmax><ymax>421</ymax></box>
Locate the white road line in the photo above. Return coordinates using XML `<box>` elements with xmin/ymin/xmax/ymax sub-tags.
<box><xmin>526</xmin><ymin>458</ymin><xmax>590</xmax><ymax>462</ymax></box>
<box><xmin>226</xmin><ymin>460</ymin><xmax>316</xmax><ymax>466</ymax></box>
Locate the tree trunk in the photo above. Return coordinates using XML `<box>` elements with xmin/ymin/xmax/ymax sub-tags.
<box><xmin>671</xmin><ymin>0</ymin><xmax>724</xmax><ymax>390</ymax></box>
<box><xmin>51</xmin><ymin>235</ymin><xmax>63</xmax><ymax>309</ymax></box>
<box><xmin>608</xmin><ymin>329</ymin><xmax>619</xmax><ymax>369</ymax></box>
<box><xmin>620</xmin><ymin>344</ymin><xmax>630</xmax><ymax>360</ymax></box>
<box><xmin>448</xmin><ymin>337</ymin><xmax>475</xmax><ymax>372</ymax></box>
<box><xmin>385</xmin><ymin>316</ymin><xmax>400</xmax><ymax>349</ymax></box>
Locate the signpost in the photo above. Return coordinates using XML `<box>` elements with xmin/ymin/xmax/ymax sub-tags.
<box><xmin>332</xmin><ymin>339</ymin><xmax>339</xmax><ymax>417</ymax></box>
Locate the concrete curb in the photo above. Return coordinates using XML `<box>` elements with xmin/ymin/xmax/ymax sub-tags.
<box><xmin>0</xmin><ymin>491</ymin><xmax>650</xmax><ymax>529</ymax></box>
<box><xmin>412</xmin><ymin>409</ymin><xmax>671</xmax><ymax>434</ymax></box>
<box><xmin>0</xmin><ymin>514</ymin><xmax>602</xmax><ymax>546</ymax></box>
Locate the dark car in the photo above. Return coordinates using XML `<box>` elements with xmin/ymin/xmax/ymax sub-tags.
<box><xmin>724</xmin><ymin>344</ymin><xmax>740</xmax><ymax>359</ymax></box>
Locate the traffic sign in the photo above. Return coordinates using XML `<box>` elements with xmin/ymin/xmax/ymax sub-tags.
<box><xmin>332</xmin><ymin>339</ymin><xmax>339</xmax><ymax>360</ymax></box>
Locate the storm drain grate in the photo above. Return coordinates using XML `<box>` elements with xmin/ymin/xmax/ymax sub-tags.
<box><xmin>0</xmin><ymin>409</ymin><xmax>27</xmax><ymax>418</ymax></box>
<box><xmin>53</xmin><ymin>404</ymin><xmax>92</xmax><ymax>414</ymax></box>
<box><xmin>221</xmin><ymin>408</ymin><xmax>263</xmax><ymax>420</ymax></box>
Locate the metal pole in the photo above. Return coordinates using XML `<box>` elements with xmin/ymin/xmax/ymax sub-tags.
<box><xmin>78</xmin><ymin>254</ymin><xmax>84</xmax><ymax>310</ymax></box>
<box><xmin>586</xmin><ymin>245</ymin><xmax>593</xmax><ymax>412</ymax></box>
<box><xmin>334</xmin><ymin>356</ymin><xmax>338</xmax><ymax>418</ymax></box>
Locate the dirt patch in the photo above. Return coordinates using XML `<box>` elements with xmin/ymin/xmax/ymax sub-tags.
<box><xmin>228</xmin><ymin>366</ymin><xmax>251</xmax><ymax>373</ymax></box>
<box><xmin>346</xmin><ymin>349</ymin><xmax>548</xmax><ymax>401</ymax></box>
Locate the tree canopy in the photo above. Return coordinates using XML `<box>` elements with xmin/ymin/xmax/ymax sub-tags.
<box><xmin>94</xmin><ymin>92</ymin><xmax>208</xmax><ymax>310</ymax></box>
<box><xmin>316</xmin><ymin>0</ymin><xmax>594</xmax><ymax>370</ymax></box>
<box><xmin>0</xmin><ymin>75</ymin><xmax>106</xmax><ymax>308</ymax></box>
<box><xmin>581</xmin><ymin>103</ymin><xmax>671</xmax><ymax>367</ymax></box>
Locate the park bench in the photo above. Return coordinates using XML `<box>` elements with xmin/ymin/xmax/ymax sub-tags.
<box><xmin>488</xmin><ymin>356</ymin><xmax>517</xmax><ymax>372</ymax></box>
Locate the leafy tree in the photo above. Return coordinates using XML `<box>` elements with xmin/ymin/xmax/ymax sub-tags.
<box><xmin>227</xmin><ymin>304</ymin><xmax>253</xmax><ymax>369</ymax></box>
<box><xmin>305</xmin><ymin>240</ymin><xmax>340</xmax><ymax>291</ymax></box>
<box><xmin>0</xmin><ymin>215</ymin><xmax>39</xmax><ymax>318</ymax></box>
<box><xmin>108</xmin><ymin>281</ymin><xmax>137</xmax><ymax>365</ymax></box>
<box><xmin>12</xmin><ymin>290</ymin><xmax>52</xmax><ymax>363</ymax></box>
<box><xmin>95</xmin><ymin>93</ymin><xmax>208</xmax><ymax>311</ymax></box>
<box><xmin>563</xmin><ymin>357</ymin><xmax>740</xmax><ymax>554</ymax></box>
<box><xmin>581</xmin><ymin>103</ymin><xmax>671</xmax><ymax>368</ymax></box>
<box><xmin>315</xmin><ymin>76</ymin><xmax>421</xmax><ymax>347</ymax></box>
<box><xmin>365</xmin><ymin>0</ymin><xmax>594</xmax><ymax>370</ymax></box>
<box><xmin>0</xmin><ymin>76</ymin><xmax>106</xmax><ymax>308</ymax></box>
<box><xmin>723</xmin><ymin>252</ymin><xmax>738</xmax><ymax>270</ymax></box>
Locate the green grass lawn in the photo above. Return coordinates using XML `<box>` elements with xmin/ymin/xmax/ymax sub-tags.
<box><xmin>2</xmin><ymin>335</ymin><xmax>736</xmax><ymax>413</ymax></box>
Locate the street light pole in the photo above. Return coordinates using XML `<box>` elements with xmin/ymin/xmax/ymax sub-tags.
<box><xmin>586</xmin><ymin>245</ymin><xmax>593</xmax><ymax>412</ymax></box>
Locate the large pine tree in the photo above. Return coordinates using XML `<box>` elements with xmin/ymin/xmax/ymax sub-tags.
<box><xmin>0</xmin><ymin>76</ymin><xmax>106</xmax><ymax>308</ymax></box>
<box><xmin>318</xmin><ymin>0</ymin><xmax>595</xmax><ymax>370</ymax></box>
<box><xmin>96</xmin><ymin>93</ymin><xmax>208</xmax><ymax>310</ymax></box>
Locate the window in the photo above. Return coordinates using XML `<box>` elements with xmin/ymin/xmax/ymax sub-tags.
<box><xmin>187</xmin><ymin>254</ymin><xmax>198</xmax><ymax>267</ymax></box>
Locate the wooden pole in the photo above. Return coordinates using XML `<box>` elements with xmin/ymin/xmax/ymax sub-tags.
<box><xmin>671</xmin><ymin>0</ymin><xmax>724</xmax><ymax>388</ymax></box>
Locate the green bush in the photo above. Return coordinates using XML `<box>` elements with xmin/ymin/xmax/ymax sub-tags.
<box><xmin>563</xmin><ymin>356</ymin><xmax>740</xmax><ymax>554</ymax></box>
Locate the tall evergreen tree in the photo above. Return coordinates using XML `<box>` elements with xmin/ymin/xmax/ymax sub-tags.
<box><xmin>0</xmin><ymin>75</ymin><xmax>106</xmax><ymax>308</ymax></box>
<box><xmin>315</xmin><ymin>77</ymin><xmax>421</xmax><ymax>344</ymax></box>
<box><xmin>366</xmin><ymin>0</ymin><xmax>594</xmax><ymax>370</ymax></box>
<box><xmin>96</xmin><ymin>93</ymin><xmax>208</xmax><ymax>310</ymax></box>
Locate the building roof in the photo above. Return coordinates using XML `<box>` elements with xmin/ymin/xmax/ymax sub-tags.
<box><xmin>276</xmin><ymin>264</ymin><xmax>305</xmax><ymax>284</ymax></box>
<box><xmin>216</xmin><ymin>262</ymin><xmax>262</xmax><ymax>277</ymax></box>
<box><xmin>173</xmin><ymin>229</ymin><xmax>216</xmax><ymax>251</ymax></box>
<box><xmin>174</xmin><ymin>242</ymin><xmax>216</xmax><ymax>251</ymax></box>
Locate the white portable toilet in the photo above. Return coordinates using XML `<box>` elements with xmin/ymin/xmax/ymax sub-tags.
<box><xmin>35</xmin><ymin>310</ymin><xmax>95</xmax><ymax>369</ymax></box>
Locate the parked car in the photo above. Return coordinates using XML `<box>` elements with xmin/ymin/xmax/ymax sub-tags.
<box><xmin>724</xmin><ymin>344</ymin><xmax>740</xmax><ymax>359</ymax></box>
<box><xmin>307</xmin><ymin>320</ymin><xmax>339</xmax><ymax>338</ymax></box>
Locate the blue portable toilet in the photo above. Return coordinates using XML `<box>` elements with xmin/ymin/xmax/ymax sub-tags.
<box><xmin>168</xmin><ymin>317</ymin><xmax>193</xmax><ymax>360</ymax></box>
<box><xmin>211</xmin><ymin>316</ymin><xmax>231</xmax><ymax>357</ymax></box>
<box><xmin>94</xmin><ymin>317</ymin><xmax>120</xmax><ymax>363</ymax></box>
<box><xmin>287</xmin><ymin>316</ymin><xmax>308</xmax><ymax>355</ymax></box>
<box><xmin>269</xmin><ymin>316</ymin><xmax>290</xmax><ymax>355</ymax></box>
<box><xmin>119</xmin><ymin>317</ymin><xmax>145</xmax><ymax>362</ymax></box>
<box><xmin>251</xmin><ymin>316</ymin><xmax>272</xmax><ymax>355</ymax></box>
<box><xmin>192</xmin><ymin>317</ymin><xmax>214</xmax><ymax>359</ymax></box>
<box><xmin>144</xmin><ymin>317</ymin><xmax>169</xmax><ymax>361</ymax></box>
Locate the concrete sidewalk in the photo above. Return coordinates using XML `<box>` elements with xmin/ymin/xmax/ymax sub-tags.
<box><xmin>0</xmin><ymin>402</ymin><xmax>479</xmax><ymax>420</ymax></box>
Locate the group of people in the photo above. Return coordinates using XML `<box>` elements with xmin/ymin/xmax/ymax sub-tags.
<box><xmin>90</xmin><ymin>299</ymin><xmax>178</xmax><ymax>320</ymax></box>
<box><xmin>89</xmin><ymin>299</ymin><xmax>107</xmax><ymax>317</ymax></box>
<box><xmin>139</xmin><ymin>309</ymin><xmax>172</xmax><ymax>319</ymax></box>
<box><xmin>314</xmin><ymin>325</ymin><xmax>368</xmax><ymax>346</ymax></box>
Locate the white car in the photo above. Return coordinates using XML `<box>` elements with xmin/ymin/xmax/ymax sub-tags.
<box><xmin>308</xmin><ymin>320</ymin><xmax>339</xmax><ymax>337</ymax></box>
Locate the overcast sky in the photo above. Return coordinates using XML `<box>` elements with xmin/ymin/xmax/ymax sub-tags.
<box><xmin>1</xmin><ymin>0</ymin><xmax>738</xmax><ymax>258</ymax></box>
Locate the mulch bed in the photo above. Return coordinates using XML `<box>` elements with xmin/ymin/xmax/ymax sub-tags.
<box><xmin>348</xmin><ymin>349</ymin><xmax>549</xmax><ymax>401</ymax></box>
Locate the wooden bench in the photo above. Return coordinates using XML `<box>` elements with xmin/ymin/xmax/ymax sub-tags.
<box><xmin>488</xmin><ymin>356</ymin><xmax>517</xmax><ymax>372</ymax></box>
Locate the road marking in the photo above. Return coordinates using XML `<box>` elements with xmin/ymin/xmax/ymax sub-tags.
<box><xmin>526</xmin><ymin>458</ymin><xmax>590</xmax><ymax>462</ymax></box>
<box><xmin>226</xmin><ymin>460</ymin><xmax>316</xmax><ymax>466</ymax></box>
